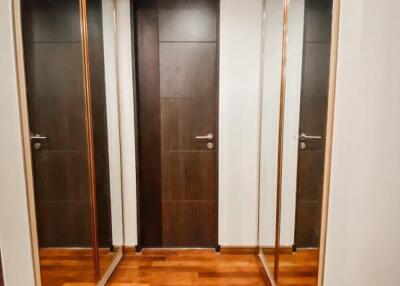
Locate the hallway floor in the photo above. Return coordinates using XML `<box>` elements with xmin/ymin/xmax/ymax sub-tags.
<box><xmin>107</xmin><ymin>249</ymin><xmax>270</xmax><ymax>286</ymax></box>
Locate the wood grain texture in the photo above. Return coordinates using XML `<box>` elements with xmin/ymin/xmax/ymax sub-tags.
<box><xmin>264</xmin><ymin>249</ymin><xmax>318</xmax><ymax>286</ymax></box>
<box><xmin>162</xmin><ymin>202</ymin><xmax>217</xmax><ymax>247</ymax></box>
<box><xmin>87</xmin><ymin>0</ymin><xmax>112</xmax><ymax>249</ymax></box>
<box><xmin>294</xmin><ymin>0</ymin><xmax>333</xmax><ymax>248</ymax></box>
<box><xmin>278</xmin><ymin>250</ymin><xmax>319</xmax><ymax>286</ymax></box>
<box><xmin>159</xmin><ymin>0</ymin><xmax>218</xmax><ymax>42</ymax></box>
<box><xmin>135</xmin><ymin>0</ymin><xmax>218</xmax><ymax>248</ymax></box>
<box><xmin>108</xmin><ymin>249</ymin><xmax>270</xmax><ymax>285</ymax></box>
<box><xmin>160</xmin><ymin>43</ymin><xmax>217</xmax><ymax>99</ymax></box>
<box><xmin>220</xmin><ymin>247</ymin><xmax>259</xmax><ymax>255</ymax></box>
<box><xmin>39</xmin><ymin>248</ymin><xmax>114</xmax><ymax>286</ymax></box>
<box><xmin>22</xmin><ymin>0</ymin><xmax>111</xmax><ymax>248</ymax></box>
<box><xmin>134</xmin><ymin>0</ymin><xmax>163</xmax><ymax>247</ymax></box>
<box><xmin>42</xmin><ymin>250</ymin><xmax>270</xmax><ymax>285</ymax></box>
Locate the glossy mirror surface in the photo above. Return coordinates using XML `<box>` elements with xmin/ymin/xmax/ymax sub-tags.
<box><xmin>20</xmin><ymin>0</ymin><xmax>124</xmax><ymax>284</ymax></box>
<box><xmin>276</xmin><ymin>0</ymin><xmax>333</xmax><ymax>284</ymax></box>
<box><xmin>259</xmin><ymin>0</ymin><xmax>335</xmax><ymax>285</ymax></box>
<box><xmin>88</xmin><ymin>0</ymin><xmax>125</xmax><ymax>278</ymax></box>
<box><xmin>21</xmin><ymin>0</ymin><xmax>96</xmax><ymax>283</ymax></box>
<box><xmin>259</xmin><ymin>0</ymin><xmax>285</xmax><ymax>279</ymax></box>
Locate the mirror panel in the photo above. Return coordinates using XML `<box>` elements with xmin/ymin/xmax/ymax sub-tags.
<box><xmin>259</xmin><ymin>0</ymin><xmax>335</xmax><ymax>285</ymax></box>
<box><xmin>20</xmin><ymin>0</ymin><xmax>124</xmax><ymax>283</ymax></box>
<box><xmin>21</xmin><ymin>0</ymin><xmax>96</xmax><ymax>283</ymax></box>
<box><xmin>277</xmin><ymin>0</ymin><xmax>334</xmax><ymax>284</ymax></box>
<box><xmin>259</xmin><ymin>0</ymin><xmax>285</xmax><ymax>279</ymax></box>
<box><xmin>88</xmin><ymin>0</ymin><xmax>125</xmax><ymax>277</ymax></box>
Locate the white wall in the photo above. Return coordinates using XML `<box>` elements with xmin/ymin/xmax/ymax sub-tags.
<box><xmin>115</xmin><ymin>0</ymin><xmax>137</xmax><ymax>246</ymax></box>
<box><xmin>219</xmin><ymin>0</ymin><xmax>263</xmax><ymax>246</ymax></box>
<box><xmin>259</xmin><ymin>0</ymin><xmax>305</xmax><ymax>246</ymax></box>
<box><xmin>0</xmin><ymin>1</ymin><xmax>36</xmax><ymax>285</ymax></box>
<box><xmin>102</xmin><ymin>0</ymin><xmax>123</xmax><ymax>246</ymax></box>
<box><xmin>280</xmin><ymin>0</ymin><xmax>305</xmax><ymax>246</ymax></box>
<box><xmin>259</xmin><ymin>0</ymin><xmax>283</xmax><ymax>247</ymax></box>
<box><xmin>324</xmin><ymin>0</ymin><xmax>400</xmax><ymax>285</ymax></box>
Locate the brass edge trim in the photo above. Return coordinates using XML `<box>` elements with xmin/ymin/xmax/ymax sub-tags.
<box><xmin>96</xmin><ymin>247</ymin><xmax>123</xmax><ymax>286</ymax></box>
<box><xmin>274</xmin><ymin>0</ymin><xmax>290</xmax><ymax>281</ymax></box>
<box><xmin>317</xmin><ymin>0</ymin><xmax>341</xmax><ymax>285</ymax></box>
<box><xmin>78</xmin><ymin>0</ymin><xmax>100</xmax><ymax>281</ymax></box>
<box><xmin>11</xmin><ymin>0</ymin><xmax>42</xmax><ymax>285</ymax></box>
<box><xmin>256</xmin><ymin>0</ymin><xmax>268</xmax><ymax>249</ymax></box>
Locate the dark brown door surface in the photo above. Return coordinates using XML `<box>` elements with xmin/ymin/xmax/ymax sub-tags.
<box><xmin>134</xmin><ymin>0</ymin><xmax>219</xmax><ymax>248</ymax></box>
<box><xmin>294</xmin><ymin>0</ymin><xmax>332</xmax><ymax>248</ymax></box>
<box><xmin>21</xmin><ymin>0</ymin><xmax>111</xmax><ymax>247</ymax></box>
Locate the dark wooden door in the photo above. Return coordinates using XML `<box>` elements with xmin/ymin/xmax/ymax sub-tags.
<box><xmin>134</xmin><ymin>0</ymin><xmax>218</xmax><ymax>248</ymax></box>
<box><xmin>22</xmin><ymin>0</ymin><xmax>111</xmax><ymax>247</ymax></box>
<box><xmin>294</xmin><ymin>0</ymin><xmax>332</xmax><ymax>248</ymax></box>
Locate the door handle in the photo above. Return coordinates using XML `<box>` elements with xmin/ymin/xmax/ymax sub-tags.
<box><xmin>299</xmin><ymin>133</ymin><xmax>322</xmax><ymax>140</ymax></box>
<box><xmin>30</xmin><ymin>133</ymin><xmax>47</xmax><ymax>140</ymax></box>
<box><xmin>195</xmin><ymin>133</ymin><xmax>214</xmax><ymax>140</ymax></box>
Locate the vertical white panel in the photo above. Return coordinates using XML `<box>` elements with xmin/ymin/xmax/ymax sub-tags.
<box><xmin>259</xmin><ymin>0</ymin><xmax>305</xmax><ymax>247</ymax></box>
<box><xmin>325</xmin><ymin>0</ymin><xmax>400</xmax><ymax>285</ymax></box>
<box><xmin>280</xmin><ymin>0</ymin><xmax>305</xmax><ymax>246</ymax></box>
<box><xmin>219</xmin><ymin>0</ymin><xmax>263</xmax><ymax>246</ymax></box>
<box><xmin>102</xmin><ymin>0</ymin><xmax>123</xmax><ymax>245</ymax></box>
<box><xmin>0</xmin><ymin>1</ymin><xmax>36</xmax><ymax>285</ymax></box>
<box><xmin>259</xmin><ymin>0</ymin><xmax>284</xmax><ymax>247</ymax></box>
<box><xmin>115</xmin><ymin>0</ymin><xmax>137</xmax><ymax>246</ymax></box>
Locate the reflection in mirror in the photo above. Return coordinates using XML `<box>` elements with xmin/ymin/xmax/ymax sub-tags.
<box><xmin>259</xmin><ymin>0</ymin><xmax>335</xmax><ymax>284</ymax></box>
<box><xmin>277</xmin><ymin>0</ymin><xmax>333</xmax><ymax>285</ymax></box>
<box><xmin>259</xmin><ymin>0</ymin><xmax>285</xmax><ymax>280</ymax></box>
<box><xmin>20</xmin><ymin>0</ymin><xmax>95</xmax><ymax>284</ymax></box>
<box><xmin>20</xmin><ymin>0</ymin><xmax>124</xmax><ymax>284</ymax></box>
<box><xmin>89</xmin><ymin>0</ymin><xmax>124</xmax><ymax>278</ymax></box>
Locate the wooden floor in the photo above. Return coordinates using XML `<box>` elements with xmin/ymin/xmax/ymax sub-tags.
<box><xmin>41</xmin><ymin>249</ymin><xmax>270</xmax><ymax>285</ymax></box>
<box><xmin>108</xmin><ymin>249</ymin><xmax>270</xmax><ymax>286</ymax></box>
<box><xmin>40</xmin><ymin>248</ymin><xmax>114</xmax><ymax>286</ymax></box>
<box><xmin>265</xmin><ymin>249</ymin><xmax>319</xmax><ymax>286</ymax></box>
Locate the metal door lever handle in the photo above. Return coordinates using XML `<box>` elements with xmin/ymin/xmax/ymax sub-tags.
<box><xmin>300</xmin><ymin>133</ymin><xmax>322</xmax><ymax>140</ymax></box>
<box><xmin>195</xmin><ymin>133</ymin><xmax>214</xmax><ymax>140</ymax></box>
<box><xmin>30</xmin><ymin>134</ymin><xmax>47</xmax><ymax>140</ymax></box>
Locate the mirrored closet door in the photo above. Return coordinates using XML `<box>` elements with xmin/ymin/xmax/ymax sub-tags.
<box><xmin>259</xmin><ymin>0</ymin><xmax>338</xmax><ymax>285</ymax></box>
<box><xmin>19</xmin><ymin>0</ymin><xmax>124</xmax><ymax>284</ymax></box>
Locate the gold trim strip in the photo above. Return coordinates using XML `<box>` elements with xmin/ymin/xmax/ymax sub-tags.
<box><xmin>317</xmin><ymin>0</ymin><xmax>341</xmax><ymax>285</ymax></box>
<box><xmin>79</xmin><ymin>0</ymin><xmax>100</xmax><ymax>281</ymax></box>
<box><xmin>274</xmin><ymin>0</ymin><xmax>290</xmax><ymax>281</ymax></box>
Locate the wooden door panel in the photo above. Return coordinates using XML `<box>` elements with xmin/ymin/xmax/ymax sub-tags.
<box><xmin>295</xmin><ymin>0</ymin><xmax>332</xmax><ymax>248</ymax></box>
<box><xmin>22</xmin><ymin>0</ymin><xmax>112</xmax><ymax>247</ymax></box>
<box><xmin>29</xmin><ymin>97</ymin><xmax>87</xmax><ymax>151</ymax></box>
<box><xmin>296</xmin><ymin>151</ymin><xmax>324</xmax><ymax>202</ymax></box>
<box><xmin>161</xmin><ymin>98</ymin><xmax>216</xmax><ymax>150</ymax></box>
<box><xmin>160</xmin><ymin>43</ymin><xmax>217</xmax><ymax>99</ymax></box>
<box><xmin>36</xmin><ymin>202</ymin><xmax>91</xmax><ymax>247</ymax></box>
<box><xmin>162</xmin><ymin>202</ymin><xmax>217</xmax><ymax>247</ymax></box>
<box><xmin>158</xmin><ymin>0</ymin><xmax>217</xmax><ymax>42</ymax></box>
<box><xmin>135</xmin><ymin>0</ymin><xmax>218</xmax><ymax>247</ymax></box>
<box><xmin>21</xmin><ymin>0</ymin><xmax>81</xmax><ymax>43</ymax></box>
<box><xmin>162</xmin><ymin>152</ymin><xmax>216</xmax><ymax>201</ymax></box>
<box><xmin>33</xmin><ymin>152</ymin><xmax>89</xmax><ymax>201</ymax></box>
<box><xmin>25</xmin><ymin>44</ymin><xmax>84</xmax><ymax>101</ymax></box>
<box><xmin>300</xmin><ymin>43</ymin><xmax>330</xmax><ymax>136</ymax></box>
<box><xmin>135</xmin><ymin>0</ymin><xmax>163</xmax><ymax>247</ymax></box>
<box><xmin>294</xmin><ymin>202</ymin><xmax>322</xmax><ymax>247</ymax></box>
